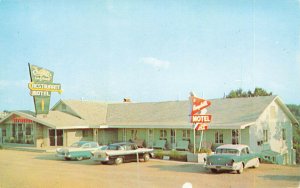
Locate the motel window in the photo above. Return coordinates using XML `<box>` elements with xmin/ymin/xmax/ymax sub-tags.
<box><xmin>83</xmin><ymin>129</ymin><xmax>92</xmax><ymax>137</ymax></box>
<box><xmin>160</xmin><ymin>129</ymin><xmax>167</xmax><ymax>140</ymax></box>
<box><xmin>26</xmin><ymin>124</ymin><xmax>32</xmax><ymax>135</ymax></box>
<box><xmin>62</xmin><ymin>103</ymin><xmax>67</xmax><ymax>112</ymax></box>
<box><xmin>2</xmin><ymin>128</ymin><xmax>6</xmax><ymax>137</ymax></box>
<box><xmin>182</xmin><ymin>130</ymin><xmax>190</xmax><ymax>140</ymax></box>
<box><xmin>131</xmin><ymin>129</ymin><xmax>137</xmax><ymax>140</ymax></box>
<box><xmin>215</xmin><ymin>131</ymin><xmax>223</xmax><ymax>144</ymax></box>
<box><xmin>12</xmin><ymin>124</ymin><xmax>16</xmax><ymax>137</ymax></box>
<box><xmin>282</xmin><ymin>129</ymin><xmax>286</xmax><ymax>140</ymax></box>
<box><xmin>263</xmin><ymin>129</ymin><xmax>268</xmax><ymax>142</ymax></box>
<box><xmin>122</xmin><ymin>128</ymin><xmax>126</xmax><ymax>142</ymax></box>
<box><xmin>232</xmin><ymin>129</ymin><xmax>239</xmax><ymax>144</ymax></box>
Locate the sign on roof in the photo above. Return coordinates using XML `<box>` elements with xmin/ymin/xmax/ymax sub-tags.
<box><xmin>28</xmin><ymin>64</ymin><xmax>62</xmax><ymax>115</ymax></box>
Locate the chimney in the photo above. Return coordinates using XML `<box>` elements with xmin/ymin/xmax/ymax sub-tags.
<box><xmin>123</xmin><ymin>98</ymin><xmax>131</xmax><ymax>103</ymax></box>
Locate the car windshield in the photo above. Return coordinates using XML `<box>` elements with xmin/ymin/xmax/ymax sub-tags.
<box><xmin>215</xmin><ymin>148</ymin><xmax>239</xmax><ymax>155</ymax></box>
<box><xmin>107</xmin><ymin>145</ymin><xmax>124</xmax><ymax>150</ymax></box>
<box><xmin>70</xmin><ymin>142</ymin><xmax>87</xmax><ymax>147</ymax></box>
<box><xmin>100</xmin><ymin>146</ymin><xmax>108</xmax><ymax>150</ymax></box>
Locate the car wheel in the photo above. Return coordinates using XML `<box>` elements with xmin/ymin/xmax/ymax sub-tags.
<box><xmin>115</xmin><ymin>157</ymin><xmax>123</xmax><ymax>165</ymax></box>
<box><xmin>101</xmin><ymin>161</ymin><xmax>108</xmax><ymax>165</ymax></box>
<box><xmin>76</xmin><ymin>156</ymin><xmax>83</xmax><ymax>161</ymax></box>
<box><xmin>254</xmin><ymin>158</ymin><xmax>260</xmax><ymax>168</ymax></box>
<box><xmin>211</xmin><ymin>169</ymin><xmax>218</xmax><ymax>173</ymax></box>
<box><xmin>237</xmin><ymin>164</ymin><xmax>244</xmax><ymax>174</ymax></box>
<box><xmin>143</xmin><ymin>153</ymin><xmax>150</xmax><ymax>162</ymax></box>
<box><xmin>64</xmin><ymin>157</ymin><xmax>71</xmax><ymax>161</ymax></box>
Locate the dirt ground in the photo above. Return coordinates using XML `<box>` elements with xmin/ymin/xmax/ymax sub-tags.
<box><xmin>0</xmin><ymin>150</ymin><xmax>299</xmax><ymax>188</ymax></box>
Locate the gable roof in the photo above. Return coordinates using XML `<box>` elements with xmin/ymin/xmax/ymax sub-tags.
<box><xmin>107</xmin><ymin>100</ymin><xmax>189</xmax><ymax>127</ymax></box>
<box><xmin>106</xmin><ymin>95</ymin><xmax>280</xmax><ymax>129</ymax></box>
<box><xmin>1</xmin><ymin>95</ymin><xmax>297</xmax><ymax>130</ymax></box>
<box><xmin>0</xmin><ymin>110</ymin><xmax>89</xmax><ymax>129</ymax></box>
<box><xmin>52</xmin><ymin>100</ymin><xmax>108</xmax><ymax>126</ymax></box>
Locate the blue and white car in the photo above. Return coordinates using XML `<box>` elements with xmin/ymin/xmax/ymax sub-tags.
<box><xmin>205</xmin><ymin>144</ymin><xmax>260</xmax><ymax>174</ymax></box>
<box><xmin>56</xmin><ymin>141</ymin><xmax>102</xmax><ymax>161</ymax></box>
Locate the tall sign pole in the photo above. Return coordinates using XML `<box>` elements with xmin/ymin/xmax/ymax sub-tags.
<box><xmin>189</xmin><ymin>92</ymin><xmax>212</xmax><ymax>153</ymax></box>
<box><xmin>28</xmin><ymin>64</ymin><xmax>62</xmax><ymax>115</ymax></box>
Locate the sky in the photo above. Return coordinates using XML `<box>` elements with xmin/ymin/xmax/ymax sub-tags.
<box><xmin>0</xmin><ymin>0</ymin><xmax>300</xmax><ymax>111</ymax></box>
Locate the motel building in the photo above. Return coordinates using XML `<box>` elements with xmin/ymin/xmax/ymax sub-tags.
<box><xmin>0</xmin><ymin>95</ymin><xmax>298</xmax><ymax>165</ymax></box>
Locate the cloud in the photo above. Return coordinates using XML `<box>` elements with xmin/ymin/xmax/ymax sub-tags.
<box><xmin>140</xmin><ymin>57</ymin><xmax>170</xmax><ymax>70</ymax></box>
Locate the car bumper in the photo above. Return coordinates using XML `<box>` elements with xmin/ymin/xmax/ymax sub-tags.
<box><xmin>205</xmin><ymin>164</ymin><xmax>240</xmax><ymax>171</ymax></box>
<box><xmin>91</xmin><ymin>156</ymin><xmax>109</xmax><ymax>162</ymax></box>
<box><xmin>56</xmin><ymin>154</ymin><xmax>71</xmax><ymax>159</ymax></box>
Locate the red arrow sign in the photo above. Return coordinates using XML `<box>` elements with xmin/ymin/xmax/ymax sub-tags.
<box><xmin>195</xmin><ymin>123</ymin><xmax>208</xmax><ymax>131</ymax></box>
<box><xmin>190</xmin><ymin>96</ymin><xmax>211</xmax><ymax>115</ymax></box>
<box><xmin>191</xmin><ymin>114</ymin><xmax>212</xmax><ymax>123</ymax></box>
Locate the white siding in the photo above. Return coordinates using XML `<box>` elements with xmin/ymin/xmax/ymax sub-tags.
<box><xmin>252</xmin><ymin>100</ymin><xmax>294</xmax><ymax>164</ymax></box>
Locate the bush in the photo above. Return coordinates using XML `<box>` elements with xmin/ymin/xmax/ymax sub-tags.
<box><xmin>190</xmin><ymin>147</ymin><xmax>212</xmax><ymax>154</ymax></box>
<box><xmin>198</xmin><ymin>148</ymin><xmax>212</xmax><ymax>154</ymax></box>
<box><xmin>0</xmin><ymin>145</ymin><xmax>3</xmax><ymax>150</ymax></box>
<box><xmin>154</xmin><ymin>150</ymin><xmax>187</xmax><ymax>161</ymax></box>
<box><xmin>169</xmin><ymin>150</ymin><xmax>187</xmax><ymax>162</ymax></box>
<box><xmin>154</xmin><ymin>150</ymin><xmax>164</xmax><ymax>159</ymax></box>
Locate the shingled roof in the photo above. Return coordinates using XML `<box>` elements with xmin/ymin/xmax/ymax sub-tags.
<box><xmin>1</xmin><ymin>95</ymin><xmax>297</xmax><ymax>129</ymax></box>
<box><xmin>106</xmin><ymin>95</ymin><xmax>279</xmax><ymax>129</ymax></box>
<box><xmin>59</xmin><ymin>100</ymin><xmax>107</xmax><ymax>126</ymax></box>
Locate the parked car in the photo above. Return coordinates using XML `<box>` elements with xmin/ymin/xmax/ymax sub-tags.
<box><xmin>205</xmin><ymin>144</ymin><xmax>260</xmax><ymax>174</ymax></box>
<box><xmin>91</xmin><ymin>142</ymin><xmax>154</xmax><ymax>165</ymax></box>
<box><xmin>56</xmin><ymin>141</ymin><xmax>102</xmax><ymax>161</ymax></box>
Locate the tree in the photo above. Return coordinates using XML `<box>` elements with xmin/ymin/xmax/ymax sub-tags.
<box><xmin>226</xmin><ymin>87</ymin><xmax>272</xmax><ymax>98</ymax></box>
<box><xmin>287</xmin><ymin>104</ymin><xmax>300</xmax><ymax>164</ymax></box>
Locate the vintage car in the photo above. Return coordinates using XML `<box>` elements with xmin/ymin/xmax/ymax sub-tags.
<box><xmin>205</xmin><ymin>144</ymin><xmax>260</xmax><ymax>174</ymax></box>
<box><xmin>56</xmin><ymin>141</ymin><xmax>102</xmax><ymax>161</ymax></box>
<box><xmin>91</xmin><ymin>142</ymin><xmax>154</xmax><ymax>165</ymax></box>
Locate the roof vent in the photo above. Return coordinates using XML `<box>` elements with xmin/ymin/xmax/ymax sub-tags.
<box><xmin>123</xmin><ymin>98</ymin><xmax>131</xmax><ymax>103</ymax></box>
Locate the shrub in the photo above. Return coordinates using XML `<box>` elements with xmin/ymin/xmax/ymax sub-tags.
<box><xmin>0</xmin><ymin>145</ymin><xmax>3</xmax><ymax>150</ymax></box>
<box><xmin>190</xmin><ymin>147</ymin><xmax>212</xmax><ymax>154</ymax></box>
<box><xmin>154</xmin><ymin>150</ymin><xmax>164</xmax><ymax>159</ymax></box>
<box><xmin>198</xmin><ymin>148</ymin><xmax>212</xmax><ymax>155</ymax></box>
<box><xmin>168</xmin><ymin>150</ymin><xmax>187</xmax><ymax>161</ymax></box>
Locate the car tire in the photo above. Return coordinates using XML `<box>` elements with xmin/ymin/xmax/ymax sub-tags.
<box><xmin>64</xmin><ymin>157</ymin><xmax>71</xmax><ymax>161</ymax></box>
<box><xmin>237</xmin><ymin>164</ymin><xmax>244</xmax><ymax>174</ymax></box>
<box><xmin>211</xmin><ymin>169</ymin><xmax>218</xmax><ymax>173</ymax></box>
<box><xmin>101</xmin><ymin>161</ymin><xmax>108</xmax><ymax>165</ymax></box>
<box><xmin>115</xmin><ymin>157</ymin><xmax>123</xmax><ymax>165</ymax></box>
<box><xmin>143</xmin><ymin>153</ymin><xmax>150</xmax><ymax>162</ymax></box>
<box><xmin>254</xmin><ymin>158</ymin><xmax>260</xmax><ymax>168</ymax></box>
<box><xmin>76</xmin><ymin>156</ymin><xmax>83</xmax><ymax>161</ymax></box>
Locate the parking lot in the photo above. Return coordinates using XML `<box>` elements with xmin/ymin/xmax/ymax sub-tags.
<box><xmin>0</xmin><ymin>150</ymin><xmax>299</xmax><ymax>188</ymax></box>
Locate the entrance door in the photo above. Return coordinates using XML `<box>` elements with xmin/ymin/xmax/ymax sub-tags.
<box><xmin>148</xmin><ymin>129</ymin><xmax>154</xmax><ymax>148</ymax></box>
<box><xmin>0</xmin><ymin>128</ymin><xmax>2</xmax><ymax>144</ymax></box>
<box><xmin>49</xmin><ymin>129</ymin><xmax>56</xmax><ymax>146</ymax></box>
<box><xmin>49</xmin><ymin>129</ymin><xmax>64</xmax><ymax>146</ymax></box>
<box><xmin>171</xmin><ymin>129</ymin><xmax>176</xmax><ymax>149</ymax></box>
<box><xmin>57</xmin><ymin>130</ymin><xmax>63</xmax><ymax>146</ymax></box>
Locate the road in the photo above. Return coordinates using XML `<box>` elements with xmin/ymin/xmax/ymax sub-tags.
<box><xmin>0</xmin><ymin>150</ymin><xmax>299</xmax><ymax>188</ymax></box>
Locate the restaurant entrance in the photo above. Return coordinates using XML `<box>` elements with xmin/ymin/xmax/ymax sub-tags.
<box><xmin>49</xmin><ymin>129</ymin><xmax>63</xmax><ymax>146</ymax></box>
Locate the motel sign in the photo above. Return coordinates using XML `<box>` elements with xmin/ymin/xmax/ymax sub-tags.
<box><xmin>189</xmin><ymin>95</ymin><xmax>212</xmax><ymax>130</ymax></box>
